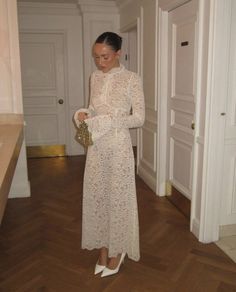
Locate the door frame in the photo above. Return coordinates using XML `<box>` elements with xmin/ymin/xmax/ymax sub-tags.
<box><xmin>120</xmin><ymin>23</ymin><xmax>138</xmax><ymax>147</ymax></box>
<box><xmin>197</xmin><ymin>0</ymin><xmax>231</xmax><ymax>242</ymax></box>
<box><xmin>157</xmin><ymin>0</ymin><xmax>230</xmax><ymax>242</ymax></box>
<box><xmin>157</xmin><ymin>0</ymin><xmax>199</xmax><ymax>198</ymax></box>
<box><xmin>157</xmin><ymin>0</ymin><xmax>203</xmax><ymax>236</ymax></box>
<box><xmin>120</xmin><ymin>15</ymin><xmax>143</xmax><ymax>169</ymax></box>
<box><xmin>19</xmin><ymin>29</ymin><xmax>70</xmax><ymax>154</ymax></box>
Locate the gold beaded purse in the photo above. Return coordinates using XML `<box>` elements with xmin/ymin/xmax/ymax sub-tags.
<box><xmin>77</xmin><ymin>121</ymin><xmax>93</xmax><ymax>147</ymax></box>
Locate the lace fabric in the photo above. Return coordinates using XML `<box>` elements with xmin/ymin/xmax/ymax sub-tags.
<box><xmin>76</xmin><ymin>64</ymin><xmax>145</xmax><ymax>261</ymax></box>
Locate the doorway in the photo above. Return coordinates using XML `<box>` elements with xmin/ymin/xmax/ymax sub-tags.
<box><xmin>19</xmin><ymin>32</ymin><xmax>67</xmax><ymax>157</ymax></box>
<box><xmin>158</xmin><ymin>0</ymin><xmax>198</xmax><ymax>219</ymax></box>
<box><xmin>121</xmin><ymin>26</ymin><xmax>138</xmax><ymax>147</ymax></box>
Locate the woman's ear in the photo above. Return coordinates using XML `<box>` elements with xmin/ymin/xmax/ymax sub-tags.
<box><xmin>116</xmin><ymin>49</ymin><xmax>121</xmax><ymax>59</ymax></box>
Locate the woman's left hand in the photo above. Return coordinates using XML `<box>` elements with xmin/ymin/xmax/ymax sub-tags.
<box><xmin>77</xmin><ymin>112</ymin><xmax>88</xmax><ymax>121</ymax></box>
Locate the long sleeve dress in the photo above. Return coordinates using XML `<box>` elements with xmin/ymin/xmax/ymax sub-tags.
<box><xmin>75</xmin><ymin>64</ymin><xmax>145</xmax><ymax>261</ymax></box>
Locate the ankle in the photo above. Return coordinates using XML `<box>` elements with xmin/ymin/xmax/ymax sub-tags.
<box><xmin>98</xmin><ymin>247</ymin><xmax>108</xmax><ymax>266</ymax></box>
<box><xmin>107</xmin><ymin>254</ymin><xmax>122</xmax><ymax>270</ymax></box>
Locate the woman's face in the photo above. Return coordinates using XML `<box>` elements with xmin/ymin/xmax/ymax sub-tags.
<box><xmin>92</xmin><ymin>43</ymin><xmax>120</xmax><ymax>73</ymax></box>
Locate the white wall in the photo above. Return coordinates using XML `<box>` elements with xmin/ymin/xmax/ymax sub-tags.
<box><xmin>0</xmin><ymin>0</ymin><xmax>23</xmax><ymax>112</ymax></box>
<box><xmin>78</xmin><ymin>0</ymin><xmax>120</xmax><ymax>105</ymax></box>
<box><xmin>119</xmin><ymin>0</ymin><xmax>158</xmax><ymax>192</ymax></box>
<box><xmin>0</xmin><ymin>0</ymin><xmax>30</xmax><ymax>198</ymax></box>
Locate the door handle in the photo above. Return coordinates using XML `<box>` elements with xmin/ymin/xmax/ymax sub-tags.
<box><xmin>191</xmin><ymin>122</ymin><xmax>195</xmax><ymax>130</ymax></box>
<box><xmin>58</xmin><ymin>99</ymin><xmax>64</xmax><ymax>104</ymax></box>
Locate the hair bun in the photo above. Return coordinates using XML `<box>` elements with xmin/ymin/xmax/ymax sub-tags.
<box><xmin>95</xmin><ymin>32</ymin><xmax>122</xmax><ymax>52</ymax></box>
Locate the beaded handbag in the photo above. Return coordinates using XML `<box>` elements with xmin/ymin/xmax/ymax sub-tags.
<box><xmin>77</xmin><ymin>121</ymin><xmax>93</xmax><ymax>147</ymax></box>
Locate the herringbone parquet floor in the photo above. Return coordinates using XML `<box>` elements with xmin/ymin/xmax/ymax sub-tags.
<box><xmin>0</xmin><ymin>156</ymin><xmax>236</xmax><ymax>292</ymax></box>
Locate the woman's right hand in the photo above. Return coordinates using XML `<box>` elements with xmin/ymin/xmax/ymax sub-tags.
<box><xmin>77</xmin><ymin>112</ymin><xmax>88</xmax><ymax>122</ymax></box>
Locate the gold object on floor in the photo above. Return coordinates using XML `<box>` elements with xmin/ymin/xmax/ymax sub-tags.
<box><xmin>166</xmin><ymin>181</ymin><xmax>172</xmax><ymax>196</ymax></box>
<box><xmin>27</xmin><ymin>145</ymin><xmax>66</xmax><ymax>158</ymax></box>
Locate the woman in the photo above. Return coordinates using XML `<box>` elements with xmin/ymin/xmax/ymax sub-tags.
<box><xmin>74</xmin><ymin>32</ymin><xmax>145</xmax><ymax>277</ymax></box>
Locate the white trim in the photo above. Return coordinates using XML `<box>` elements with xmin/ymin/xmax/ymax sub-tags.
<box><xmin>119</xmin><ymin>12</ymin><xmax>143</xmax><ymax>172</ymax></box>
<box><xmin>137</xmin><ymin>8</ymin><xmax>144</xmax><ymax>171</ymax></box>
<box><xmin>18</xmin><ymin>2</ymin><xmax>80</xmax><ymax>15</ymax></box>
<box><xmin>219</xmin><ymin>224</ymin><xmax>236</xmax><ymax>237</ymax></box>
<box><xmin>78</xmin><ymin>0</ymin><xmax>118</xmax><ymax>14</ymax></box>
<box><xmin>8</xmin><ymin>140</ymin><xmax>31</xmax><ymax>198</ymax></box>
<box><xmin>145</xmin><ymin>114</ymin><xmax>157</xmax><ymax>126</ymax></box>
<box><xmin>225</xmin><ymin>138</ymin><xmax>236</xmax><ymax>145</ymax></box>
<box><xmin>171</xmin><ymin>179</ymin><xmax>191</xmax><ymax>199</ymax></box>
<box><xmin>138</xmin><ymin>165</ymin><xmax>156</xmax><ymax>193</ymax></box>
<box><xmin>196</xmin><ymin>135</ymin><xmax>204</xmax><ymax>145</ymax></box>
<box><xmin>157</xmin><ymin>8</ymin><xmax>168</xmax><ymax>196</ymax></box>
<box><xmin>192</xmin><ymin>217</ymin><xmax>200</xmax><ymax>238</ymax></box>
<box><xmin>199</xmin><ymin>0</ymin><xmax>231</xmax><ymax>243</ymax></box>
<box><xmin>116</xmin><ymin>0</ymin><xmax>132</xmax><ymax>10</ymax></box>
<box><xmin>145</xmin><ymin>101</ymin><xmax>157</xmax><ymax>110</ymax></box>
<box><xmin>154</xmin><ymin>1</ymin><xmax>158</xmax><ymax>113</ymax></box>
<box><xmin>140</xmin><ymin>126</ymin><xmax>157</xmax><ymax>172</ymax></box>
<box><xmin>120</xmin><ymin>19</ymin><xmax>137</xmax><ymax>33</ymax></box>
<box><xmin>139</xmin><ymin>6</ymin><xmax>144</xmax><ymax>79</ymax></box>
<box><xmin>9</xmin><ymin>181</ymin><xmax>31</xmax><ymax>198</ymax></box>
<box><xmin>159</xmin><ymin>0</ymin><xmax>191</xmax><ymax>11</ymax></box>
<box><xmin>190</xmin><ymin>0</ymin><xmax>205</xmax><ymax>233</ymax></box>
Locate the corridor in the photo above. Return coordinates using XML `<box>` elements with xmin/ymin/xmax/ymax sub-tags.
<box><xmin>0</xmin><ymin>156</ymin><xmax>236</xmax><ymax>291</ymax></box>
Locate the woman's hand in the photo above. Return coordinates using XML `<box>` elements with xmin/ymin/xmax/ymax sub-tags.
<box><xmin>77</xmin><ymin>112</ymin><xmax>88</xmax><ymax>122</ymax></box>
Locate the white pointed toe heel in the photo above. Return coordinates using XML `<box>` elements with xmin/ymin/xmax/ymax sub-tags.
<box><xmin>94</xmin><ymin>262</ymin><xmax>106</xmax><ymax>275</ymax></box>
<box><xmin>101</xmin><ymin>253</ymin><xmax>126</xmax><ymax>278</ymax></box>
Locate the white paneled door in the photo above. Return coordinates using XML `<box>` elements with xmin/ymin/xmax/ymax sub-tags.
<box><xmin>20</xmin><ymin>32</ymin><xmax>67</xmax><ymax>150</ymax></box>
<box><xmin>167</xmin><ymin>0</ymin><xmax>198</xmax><ymax>200</ymax></box>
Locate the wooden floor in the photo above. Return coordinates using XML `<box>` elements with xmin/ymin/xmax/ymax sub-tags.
<box><xmin>0</xmin><ymin>156</ymin><xmax>236</xmax><ymax>292</ymax></box>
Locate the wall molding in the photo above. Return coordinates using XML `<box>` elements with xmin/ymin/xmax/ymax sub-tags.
<box><xmin>157</xmin><ymin>7</ymin><xmax>168</xmax><ymax>196</ymax></box>
<box><xmin>219</xmin><ymin>224</ymin><xmax>236</xmax><ymax>237</ymax></box>
<box><xmin>116</xmin><ymin>0</ymin><xmax>133</xmax><ymax>10</ymax></box>
<box><xmin>78</xmin><ymin>0</ymin><xmax>118</xmax><ymax>14</ymax></box>
<box><xmin>140</xmin><ymin>126</ymin><xmax>157</xmax><ymax>172</ymax></box>
<box><xmin>138</xmin><ymin>164</ymin><xmax>156</xmax><ymax>193</ymax></box>
<box><xmin>159</xmin><ymin>0</ymin><xmax>191</xmax><ymax>11</ymax></box>
<box><xmin>18</xmin><ymin>2</ymin><xmax>80</xmax><ymax>15</ymax></box>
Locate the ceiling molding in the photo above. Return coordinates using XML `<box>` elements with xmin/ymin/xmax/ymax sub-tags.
<box><xmin>158</xmin><ymin>0</ymin><xmax>191</xmax><ymax>11</ymax></box>
<box><xmin>17</xmin><ymin>2</ymin><xmax>80</xmax><ymax>15</ymax></box>
<box><xmin>115</xmin><ymin>0</ymin><xmax>132</xmax><ymax>10</ymax></box>
<box><xmin>77</xmin><ymin>0</ymin><xmax>118</xmax><ymax>14</ymax></box>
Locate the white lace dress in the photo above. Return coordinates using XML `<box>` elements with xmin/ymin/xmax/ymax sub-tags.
<box><xmin>74</xmin><ymin>64</ymin><xmax>145</xmax><ymax>261</ymax></box>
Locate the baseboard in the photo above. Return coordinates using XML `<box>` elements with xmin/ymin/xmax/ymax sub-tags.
<box><xmin>219</xmin><ymin>224</ymin><xmax>236</xmax><ymax>237</ymax></box>
<box><xmin>167</xmin><ymin>186</ymin><xmax>191</xmax><ymax>219</ymax></box>
<box><xmin>137</xmin><ymin>165</ymin><xmax>156</xmax><ymax>193</ymax></box>
<box><xmin>9</xmin><ymin>181</ymin><xmax>31</xmax><ymax>198</ymax></box>
<box><xmin>191</xmin><ymin>218</ymin><xmax>200</xmax><ymax>240</ymax></box>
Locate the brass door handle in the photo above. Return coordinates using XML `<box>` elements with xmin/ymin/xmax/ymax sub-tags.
<box><xmin>191</xmin><ymin>122</ymin><xmax>195</xmax><ymax>130</ymax></box>
<box><xmin>58</xmin><ymin>99</ymin><xmax>64</xmax><ymax>104</ymax></box>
